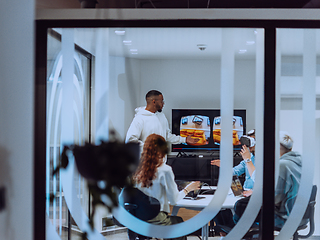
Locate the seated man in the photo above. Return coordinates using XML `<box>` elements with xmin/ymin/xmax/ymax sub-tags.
<box><xmin>233</xmin><ymin>131</ymin><xmax>302</xmax><ymax>229</ymax></box>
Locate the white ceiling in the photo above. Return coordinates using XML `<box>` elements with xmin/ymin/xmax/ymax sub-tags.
<box><xmin>69</xmin><ymin>28</ymin><xmax>320</xmax><ymax>60</ymax></box>
<box><xmin>108</xmin><ymin>27</ymin><xmax>259</xmax><ymax>59</ymax></box>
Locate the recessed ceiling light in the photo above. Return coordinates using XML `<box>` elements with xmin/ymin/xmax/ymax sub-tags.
<box><xmin>246</xmin><ymin>41</ymin><xmax>255</xmax><ymax>45</ymax></box>
<box><xmin>239</xmin><ymin>49</ymin><xmax>247</xmax><ymax>54</ymax></box>
<box><xmin>130</xmin><ymin>49</ymin><xmax>138</xmax><ymax>52</ymax></box>
<box><xmin>115</xmin><ymin>30</ymin><xmax>125</xmax><ymax>35</ymax></box>
<box><xmin>131</xmin><ymin>52</ymin><xmax>138</xmax><ymax>55</ymax></box>
<box><xmin>123</xmin><ymin>40</ymin><xmax>132</xmax><ymax>46</ymax></box>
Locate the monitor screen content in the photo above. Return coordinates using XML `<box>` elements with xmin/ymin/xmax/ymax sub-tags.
<box><xmin>171</xmin><ymin>109</ymin><xmax>246</xmax><ymax>152</ymax></box>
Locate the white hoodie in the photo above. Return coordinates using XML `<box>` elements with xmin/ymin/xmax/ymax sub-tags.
<box><xmin>125</xmin><ymin>106</ymin><xmax>186</xmax><ymax>152</ymax></box>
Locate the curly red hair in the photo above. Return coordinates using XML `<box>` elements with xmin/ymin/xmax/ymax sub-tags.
<box><xmin>133</xmin><ymin>134</ymin><xmax>168</xmax><ymax>188</ymax></box>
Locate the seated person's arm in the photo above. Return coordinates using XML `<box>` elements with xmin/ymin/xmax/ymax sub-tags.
<box><xmin>240</xmin><ymin>145</ymin><xmax>255</xmax><ymax>177</ymax></box>
<box><xmin>163</xmin><ymin>169</ymin><xmax>200</xmax><ymax>205</ymax></box>
<box><xmin>212</xmin><ymin>159</ymin><xmax>247</xmax><ymax>177</ymax></box>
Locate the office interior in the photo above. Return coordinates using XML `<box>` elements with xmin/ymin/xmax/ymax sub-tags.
<box><xmin>42</xmin><ymin>22</ymin><xmax>320</xmax><ymax>239</ymax></box>
<box><xmin>1</xmin><ymin>5</ymin><xmax>320</xmax><ymax>240</ymax></box>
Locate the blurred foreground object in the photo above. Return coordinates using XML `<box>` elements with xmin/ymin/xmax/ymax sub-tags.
<box><xmin>53</xmin><ymin>136</ymin><xmax>140</xmax><ymax>230</ymax></box>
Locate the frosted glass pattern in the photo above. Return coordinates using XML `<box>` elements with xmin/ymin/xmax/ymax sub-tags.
<box><xmin>46</xmin><ymin>29</ymin><xmax>91</xmax><ymax>239</ymax></box>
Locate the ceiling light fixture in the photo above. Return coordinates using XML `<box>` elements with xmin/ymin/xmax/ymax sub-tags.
<box><xmin>239</xmin><ymin>49</ymin><xmax>247</xmax><ymax>54</ymax></box>
<box><xmin>115</xmin><ymin>30</ymin><xmax>126</xmax><ymax>35</ymax></box>
<box><xmin>130</xmin><ymin>49</ymin><xmax>138</xmax><ymax>52</ymax></box>
<box><xmin>123</xmin><ymin>40</ymin><xmax>132</xmax><ymax>45</ymax></box>
<box><xmin>246</xmin><ymin>41</ymin><xmax>255</xmax><ymax>45</ymax></box>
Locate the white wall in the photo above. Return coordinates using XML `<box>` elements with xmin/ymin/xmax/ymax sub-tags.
<box><xmin>109</xmin><ymin>56</ymin><xmax>141</xmax><ymax>140</ymax></box>
<box><xmin>106</xmin><ymin>57</ymin><xmax>256</xmax><ymax>141</ymax></box>
<box><xmin>136</xmin><ymin>58</ymin><xmax>256</xmax><ymax>133</ymax></box>
<box><xmin>0</xmin><ymin>0</ymin><xmax>35</xmax><ymax>240</ymax></box>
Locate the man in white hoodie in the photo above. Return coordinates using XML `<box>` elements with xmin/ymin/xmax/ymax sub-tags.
<box><xmin>125</xmin><ymin>90</ymin><xmax>199</xmax><ymax>153</ymax></box>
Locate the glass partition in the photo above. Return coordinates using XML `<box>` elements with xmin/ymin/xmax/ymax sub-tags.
<box><xmin>46</xmin><ymin>29</ymin><xmax>92</xmax><ymax>239</ymax></box>
<box><xmin>44</xmin><ymin>27</ymin><xmax>266</xmax><ymax>240</ymax></box>
<box><xmin>275</xmin><ymin>28</ymin><xmax>319</xmax><ymax>239</ymax></box>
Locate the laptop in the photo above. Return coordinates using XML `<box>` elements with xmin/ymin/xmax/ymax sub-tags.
<box><xmin>175</xmin><ymin>180</ymin><xmax>204</xmax><ymax>200</ymax></box>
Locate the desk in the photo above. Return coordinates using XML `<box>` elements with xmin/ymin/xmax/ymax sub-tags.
<box><xmin>172</xmin><ymin>190</ymin><xmax>242</xmax><ymax>240</ymax></box>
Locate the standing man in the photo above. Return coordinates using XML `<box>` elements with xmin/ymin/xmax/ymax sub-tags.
<box><xmin>126</xmin><ymin>90</ymin><xmax>199</xmax><ymax>153</ymax></box>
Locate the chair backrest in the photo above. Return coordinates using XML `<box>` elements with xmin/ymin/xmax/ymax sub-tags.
<box><xmin>298</xmin><ymin>185</ymin><xmax>317</xmax><ymax>226</ymax></box>
<box><xmin>119</xmin><ymin>186</ymin><xmax>160</xmax><ymax>221</ymax></box>
<box><xmin>295</xmin><ymin>184</ymin><xmax>317</xmax><ymax>240</ymax></box>
<box><xmin>243</xmin><ymin>185</ymin><xmax>317</xmax><ymax>240</ymax></box>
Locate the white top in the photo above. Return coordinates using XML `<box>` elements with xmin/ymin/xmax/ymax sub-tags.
<box><xmin>136</xmin><ymin>163</ymin><xmax>186</xmax><ymax>213</ymax></box>
<box><xmin>125</xmin><ymin>106</ymin><xmax>186</xmax><ymax>153</ymax></box>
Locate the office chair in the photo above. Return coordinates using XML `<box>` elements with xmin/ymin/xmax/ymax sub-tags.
<box><xmin>288</xmin><ymin>184</ymin><xmax>317</xmax><ymax>240</ymax></box>
<box><xmin>118</xmin><ymin>186</ymin><xmax>161</xmax><ymax>240</ymax></box>
<box><xmin>242</xmin><ymin>185</ymin><xmax>317</xmax><ymax>240</ymax></box>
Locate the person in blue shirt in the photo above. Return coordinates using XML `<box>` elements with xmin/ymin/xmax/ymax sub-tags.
<box><xmin>211</xmin><ymin>129</ymin><xmax>256</xmax><ymax>193</ymax></box>
<box><xmin>211</xmin><ymin>130</ymin><xmax>256</xmax><ymax>238</ymax></box>
<box><xmin>215</xmin><ymin>131</ymin><xmax>302</xmax><ymax>239</ymax></box>
<box><xmin>232</xmin><ymin>131</ymin><xmax>302</xmax><ymax>228</ymax></box>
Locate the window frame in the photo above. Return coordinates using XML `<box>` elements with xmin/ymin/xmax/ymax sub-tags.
<box><xmin>35</xmin><ymin>11</ymin><xmax>320</xmax><ymax>240</ymax></box>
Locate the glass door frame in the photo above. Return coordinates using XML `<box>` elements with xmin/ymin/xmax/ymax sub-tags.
<box><xmin>35</xmin><ymin>10</ymin><xmax>320</xmax><ymax>240</ymax></box>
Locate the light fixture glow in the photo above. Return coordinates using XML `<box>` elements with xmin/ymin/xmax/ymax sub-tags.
<box><xmin>131</xmin><ymin>52</ymin><xmax>138</xmax><ymax>55</ymax></box>
<box><xmin>130</xmin><ymin>49</ymin><xmax>138</xmax><ymax>52</ymax></box>
<box><xmin>239</xmin><ymin>49</ymin><xmax>247</xmax><ymax>54</ymax></box>
<box><xmin>115</xmin><ymin>30</ymin><xmax>126</xmax><ymax>35</ymax></box>
<box><xmin>246</xmin><ymin>41</ymin><xmax>255</xmax><ymax>45</ymax></box>
<box><xmin>123</xmin><ymin>40</ymin><xmax>132</xmax><ymax>46</ymax></box>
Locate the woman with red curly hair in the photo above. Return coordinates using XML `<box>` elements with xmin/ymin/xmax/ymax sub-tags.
<box><xmin>133</xmin><ymin>134</ymin><xmax>200</xmax><ymax>239</ymax></box>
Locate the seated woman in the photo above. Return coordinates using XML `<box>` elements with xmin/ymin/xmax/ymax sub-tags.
<box><xmin>133</xmin><ymin>134</ymin><xmax>200</xmax><ymax>240</ymax></box>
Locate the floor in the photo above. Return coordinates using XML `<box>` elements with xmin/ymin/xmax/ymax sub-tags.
<box><xmin>66</xmin><ymin>225</ymin><xmax>320</xmax><ymax>240</ymax></box>
<box><xmin>64</xmin><ymin>225</ymin><xmax>222</xmax><ymax>240</ymax></box>
<box><xmin>103</xmin><ymin>231</ymin><xmax>222</xmax><ymax>240</ymax></box>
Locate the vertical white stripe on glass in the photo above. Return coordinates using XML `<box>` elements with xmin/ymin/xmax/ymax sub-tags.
<box><xmin>227</xmin><ymin>28</ymin><xmax>265</xmax><ymax>239</ymax></box>
<box><xmin>219</xmin><ymin>28</ymin><xmax>237</xmax><ymax>240</ymax></box>
<box><xmin>275</xmin><ymin>29</ymin><xmax>281</xmax><ymax>182</ymax></box>
<box><xmin>94</xmin><ymin>28</ymin><xmax>110</xmax><ymax>142</ymax></box>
